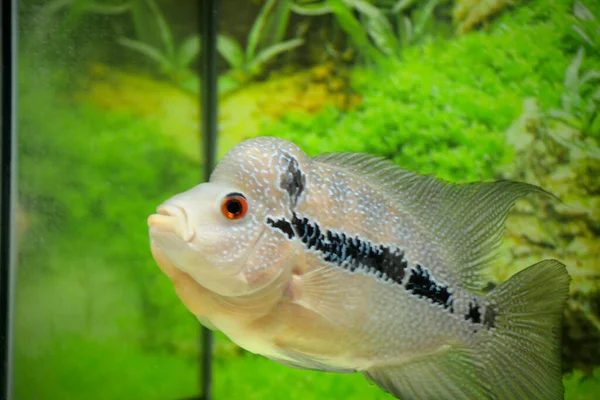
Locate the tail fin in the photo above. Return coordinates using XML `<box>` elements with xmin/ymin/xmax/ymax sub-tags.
<box><xmin>362</xmin><ymin>260</ymin><xmax>570</xmax><ymax>400</ymax></box>
<box><xmin>479</xmin><ymin>259</ymin><xmax>570</xmax><ymax>399</ymax></box>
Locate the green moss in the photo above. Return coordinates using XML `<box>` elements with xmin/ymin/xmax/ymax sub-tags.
<box><xmin>261</xmin><ymin>0</ymin><xmax>591</xmax><ymax>183</ymax></box>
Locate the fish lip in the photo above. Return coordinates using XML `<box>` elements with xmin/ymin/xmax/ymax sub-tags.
<box><xmin>149</xmin><ymin>204</ymin><xmax>196</xmax><ymax>243</ymax></box>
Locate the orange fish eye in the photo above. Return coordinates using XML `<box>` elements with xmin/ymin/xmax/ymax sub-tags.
<box><xmin>221</xmin><ymin>193</ymin><xmax>248</xmax><ymax>220</ymax></box>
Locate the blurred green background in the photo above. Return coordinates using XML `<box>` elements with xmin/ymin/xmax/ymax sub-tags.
<box><xmin>14</xmin><ymin>0</ymin><xmax>600</xmax><ymax>399</ymax></box>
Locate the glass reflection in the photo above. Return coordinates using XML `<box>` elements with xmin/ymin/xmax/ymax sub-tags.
<box><xmin>15</xmin><ymin>1</ymin><xmax>203</xmax><ymax>399</ymax></box>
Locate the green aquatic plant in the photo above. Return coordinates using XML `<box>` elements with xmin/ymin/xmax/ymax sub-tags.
<box><xmin>547</xmin><ymin>47</ymin><xmax>600</xmax><ymax>139</ymax></box>
<box><xmin>40</xmin><ymin>0</ymin><xmax>201</xmax><ymax>93</ymax></box>
<box><xmin>453</xmin><ymin>0</ymin><xmax>517</xmax><ymax>34</ymax></box>
<box><xmin>547</xmin><ymin>2</ymin><xmax>600</xmax><ymax>139</ymax></box>
<box><xmin>217</xmin><ymin>0</ymin><xmax>304</xmax><ymax>93</ymax></box>
<box><xmin>572</xmin><ymin>0</ymin><xmax>600</xmax><ymax>50</ymax></box>
<box><xmin>291</xmin><ymin>0</ymin><xmax>393</xmax><ymax>61</ymax></box>
<box><xmin>116</xmin><ymin>0</ymin><xmax>201</xmax><ymax>94</ymax></box>
<box><xmin>42</xmin><ymin>0</ymin><xmax>132</xmax><ymax>16</ymax></box>
<box><xmin>290</xmin><ymin>0</ymin><xmax>445</xmax><ymax>64</ymax></box>
<box><xmin>390</xmin><ymin>0</ymin><xmax>445</xmax><ymax>48</ymax></box>
<box><xmin>260</xmin><ymin>1</ymin><xmax>576</xmax><ymax>182</ymax></box>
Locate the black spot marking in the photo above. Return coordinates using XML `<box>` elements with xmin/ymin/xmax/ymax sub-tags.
<box><xmin>405</xmin><ymin>265</ymin><xmax>454</xmax><ymax>310</ymax></box>
<box><xmin>267</xmin><ymin>212</ymin><xmax>408</xmax><ymax>286</ymax></box>
<box><xmin>464</xmin><ymin>298</ymin><xmax>496</xmax><ymax>329</ymax></box>
<box><xmin>465</xmin><ymin>298</ymin><xmax>482</xmax><ymax>324</ymax></box>
<box><xmin>279</xmin><ymin>155</ymin><xmax>305</xmax><ymax>206</ymax></box>
<box><xmin>483</xmin><ymin>305</ymin><xmax>497</xmax><ymax>328</ymax></box>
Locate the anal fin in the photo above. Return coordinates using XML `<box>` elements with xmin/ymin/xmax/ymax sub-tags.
<box><xmin>362</xmin><ymin>347</ymin><xmax>490</xmax><ymax>400</ymax></box>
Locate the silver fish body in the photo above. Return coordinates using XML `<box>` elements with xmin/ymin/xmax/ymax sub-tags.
<box><xmin>148</xmin><ymin>137</ymin><xmax>570</xmax><ymax>400</ymax></box>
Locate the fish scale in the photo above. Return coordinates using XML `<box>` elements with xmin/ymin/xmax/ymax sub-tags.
<box><xmin>148</xmin><ymin>136</ymin><xmax>570</xmax><ymax>400</ymax></box>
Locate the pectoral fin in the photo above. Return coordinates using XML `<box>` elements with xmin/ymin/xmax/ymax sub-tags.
<box><xmin>289</xmin><ymin>266</ymin><xmax>368</xmax><ymax>326</ymax></box>
<box><xmin>268</xmin><ymin>346</ymin><xmax>355</xmax><ymax>374</ymax></box>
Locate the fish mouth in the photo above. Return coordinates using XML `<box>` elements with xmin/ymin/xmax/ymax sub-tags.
<box><xmin>147</xmin><ymin>204</ymin><xmax>196</xmax><ymax>242</ymax></box>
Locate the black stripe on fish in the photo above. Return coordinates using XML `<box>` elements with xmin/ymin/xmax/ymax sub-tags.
<box><xmin>405</xmin><ymin>264</ymin><xmax>454</xmax><ymax>311</ymax></box>
<box><xmin>279</xmin><ymin>153</ymin><xmax>305</xmax><ymax>207</ymax></box>
<box><xmin>265</xmin><ymin>214</ymin><xmax>499</xmax><ymax>329</ymax></box>
<box><xmin>266</xmin><ymin>213</ymin><xmax>408</xmax><ymax>286</ymax></box>
<box><xmin>266</xmin><ymin>217</ymin><xmax>294</xmax><ymax>239</ymax></box>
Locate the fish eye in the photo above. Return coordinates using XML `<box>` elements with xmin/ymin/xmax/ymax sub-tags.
<box><xmin>221</xmin><ymin>193</ymin><xmax>248</xmax><ymax>220</ymax></box>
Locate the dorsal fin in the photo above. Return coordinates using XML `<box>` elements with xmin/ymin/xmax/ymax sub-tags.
<box><xmin>313</xmin><ymin>152</ymin><xmax>552</xmax><ymax>291</ymax></box>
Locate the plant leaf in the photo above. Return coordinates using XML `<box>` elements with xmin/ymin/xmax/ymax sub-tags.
<box><xmin>290</xmin><ymin>1</ymin><xmax>332</xmax><ymax>15</ymax></box>
<box><xmin>572</xmin><ymin>25</ymin><xmax>595</xmax><ymax>47</ymax></box>
<box><xmin>117</xmin><ymin>37</ymin><xmax>170</xmax><ymax>70</ymax></box>
<box><xmin>366</xmin><ymin>15</ymin><xmax>398</xmax><ymax>56</ymax></box>
<box><xmin>145</xmin><ymin>0</ymin><xmax>175</xmax><ymax>61</ymax></box>
<box><xmin>266</xmin><ymin>0</ymin><xmax>292</xmax><ymax>46</ymax></box>
<box><xmin>247</xmin><ymin>0</ymin><xmax>277</xmax><ymax>62</ymax></box>
<box><xmin>177</xmin><ymin>74</ymin><xmax>201</xmax><ymax>96</ymax></box>
<box><xmin>573</xmin><ymin>1</ymin><xmax>595</xmax><ymax>21</ymax></box>
<box><xmin>398</xmin><ymin>14</ymin><xmax>413</xmax><ymax>48</ymax></box>
<box><xmin>580</xmin><ymin>70</ymin><xmax>600</xmax><ymax>85</ymax></box>
<box><xmin>84</xmin><ymin>1</ymin><xmax>132</xmax><ymax>14</ymax></box>
<box><xmin>391</xmin><ymin>0</ymin><xmax>417</xmax><ymax>13</ymax></box>
<box><xmin>326</xmin><ymin>0</ymin><xmax>382</xmax><ymax>62</ymax></box>
<box><xmin>565</xmin><ymin>48</ymin><xmax>585</xmax><ymax>91</ymax></box>
<box><xmin>413</xmin><ymin>0</ymin><xmax>440</xmax><ymax>39</ymax></box>
<box><xmin>545</xmin><ymin>124</ymin><xmax>600</xmax><ymax>159</ymax></box>
<box><xmin>217</xmin><ymin>35</ymin><xmax>245</xmax><ymax>69</ymax></box>
<box><xmin>344</xmin><ymin>0</ymin><xmax>381</xmax><ymax>18</ymax></box>
<box><xmin>177</xmin><ymin>35</ymin><xmax>201</xmax><ymax>69</ymax></box>
<box><xmin>218</xmin><ymin>74</ymin><xmax>243</xmax><ymax>95</ymax></box>
<box><xmin>547</xmin><ymin>109</ymin><xmax>581</xmax><ymax>127</ymax></box>
<box><xmin>248</xmin><ymin>38</ymin><xmax>304</xmax><ymax>74</ymax></box>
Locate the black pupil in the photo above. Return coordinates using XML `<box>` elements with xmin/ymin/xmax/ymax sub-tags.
<box><xmin>226</xmin><ymin>198</ymin><xmax>242</xmax><ymax>215</ymax></box>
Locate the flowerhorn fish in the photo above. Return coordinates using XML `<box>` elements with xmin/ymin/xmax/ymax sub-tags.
<box><xmin>147</xmin><ymin>137</ymin><xmax>570</xmax><ymax>400</ymax></box>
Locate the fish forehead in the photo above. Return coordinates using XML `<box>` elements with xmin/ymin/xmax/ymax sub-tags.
<box><xmin>211</xmin><ymin>137</ymin><xmax>387</xmax><ymax>220</ymax></box>
<box><xmin>210</xmin><ymin>137</ymin><xmax>309</xmax><ymax>200</ymax></box>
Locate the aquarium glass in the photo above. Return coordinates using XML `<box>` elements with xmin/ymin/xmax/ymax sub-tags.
<box><xmin>14</xmin><ymin>1</ymin><xmax>205</xmax><ymax>399</ymax></box>
<box><xmin>12</xmin><ymin>0</ymin><xmax>600</xmax><ymax>399</ymax></box>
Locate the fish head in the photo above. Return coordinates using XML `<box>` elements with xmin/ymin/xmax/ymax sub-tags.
<box><xmin>148</xmin><ymin>137</ymin><xmax>311</xmax><ymax>297</ymax></box>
